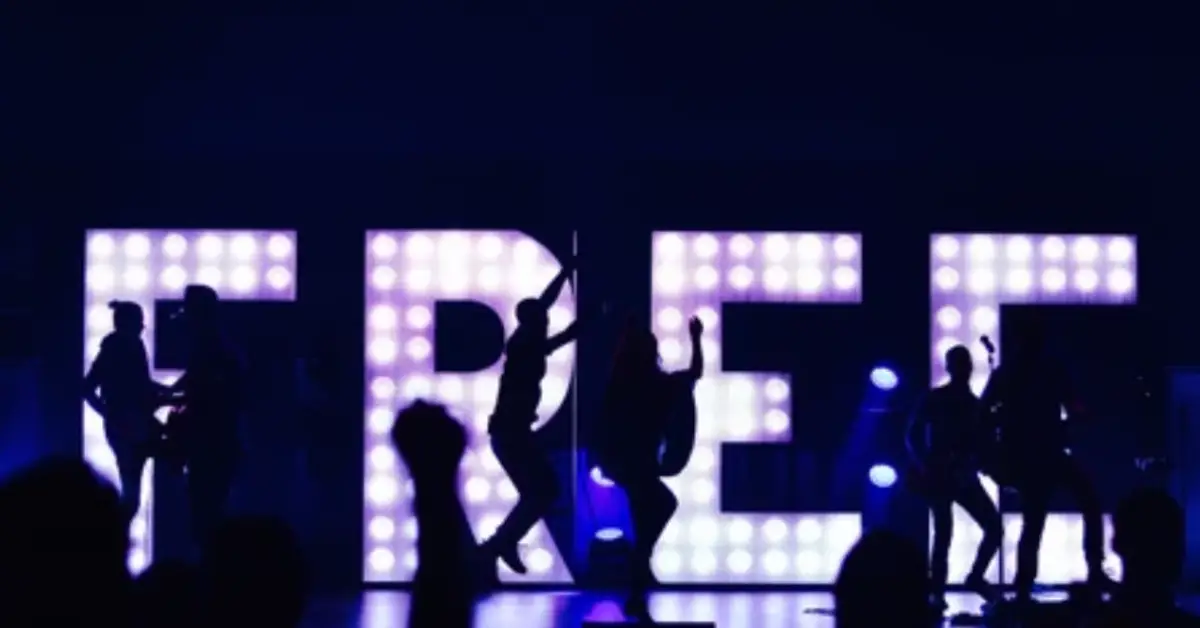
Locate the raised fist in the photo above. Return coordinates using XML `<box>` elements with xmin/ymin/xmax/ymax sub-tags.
<box><xmin>688</xmin><ymin>316</ymin><xmax>704</xmax><ymax>338</ymax></box>
<box><xmin>390</xmin><ymin>400</ymin><xmax>467</xmax><ymax>478</ymax></box>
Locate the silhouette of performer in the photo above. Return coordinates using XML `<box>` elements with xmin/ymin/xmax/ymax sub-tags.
<box><xmin>165</xmin><ymin>285</ymin><xmax>244</xmax><ymax>549</ymax></box>
<box><xmin>980</xmin><ymin>321</ymin><xmax>1108</xmax><ymax>598</ymax></box>
<box><xmin>83</xmin><ymin>301</ymin><xmax>172</xmax><ymax>525</ymax></box>
<box><xmin>598</xmin><ymin>316</ymin><xmax>704</xmax><ymax>619</ymax></box>
<box><xmin>906</xmin><ymin>345</ymin><xmax>1001</xmax><ymax>606</ymax></box>
<box><xmin>480</xmin><ymin>261</ymin><xmax>578</xmax><ymax>575</ymax></box>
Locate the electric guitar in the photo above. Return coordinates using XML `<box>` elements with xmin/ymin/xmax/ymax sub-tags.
<box><xmin>907</xmin><ymin>336</ymin><xmax>999</xmax><ymax>492</ymax></box>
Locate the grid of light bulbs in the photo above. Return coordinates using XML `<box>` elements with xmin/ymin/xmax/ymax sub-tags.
<box><xmin>647</xmin><ymin>231</ymin><xmax>864</xmax><ymax>583</ymax></box>
<box><xmin>84</xmin><ymin>230</ymin><xmax>297</xmax><ymax>573</ymax></box>
<box><xmin>929</xmin><ymin>233</ymin><xmax>1134</xmax><ymax>584</ymax></box>
<box><xmin>363</xmin><ymin>230</ymin><xmax>575</xmax><ymax>582</ymax></box>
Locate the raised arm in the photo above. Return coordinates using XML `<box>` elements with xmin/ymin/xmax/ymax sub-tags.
<box><xmin>681</xmin><ymin>317</ymin><xmax>704</xmax><ymax>381</ymax></box>
<box><xmin>537</xmin><ymin>259</ymin><xmax>574</xmax><ymax>309</ymax></box>
<box><xmin>545</xmin><ymin>321</ymin><xmax>579</xmax><ymax>356</ymax></box>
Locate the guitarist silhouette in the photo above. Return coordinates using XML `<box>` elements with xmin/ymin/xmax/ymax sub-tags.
<box><xmin>906</xmin><ymin>344</ymin><xmax>1001</xmax><ymax>608</ymax></box>
<box><xmin>980</xmin><ymin>322</ymin><xmax>1110</xmax><ymax>600</ymax></box>
<box><xmin>164</xmin><ymin>285</ymin><xmax>244</xmax><ymax>550</ymax></box>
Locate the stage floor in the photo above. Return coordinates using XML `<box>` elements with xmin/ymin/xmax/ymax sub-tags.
<box><xmin>301</xmin><ymin>590</ymin><xmax>1155</xmax><ymax>627</ymax></box>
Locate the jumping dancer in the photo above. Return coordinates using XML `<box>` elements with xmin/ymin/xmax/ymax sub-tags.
<box><xmin>480</xmin><ymin>260</ymin><xmax>579</xmax><ymax>576</ymax></box>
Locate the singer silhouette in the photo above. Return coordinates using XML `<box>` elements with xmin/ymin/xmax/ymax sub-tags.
<box><xmin>480</xmin><ymin>261</ymin><xmax>578</xmax><ymax>577</ymax></box>
<box><xmin>83</xmin><ymin>301</ymin><xmax>172</xmax><ymax>525</ymax></box>
<box><xmin>981</xmin><ymin>322</ymin><xmax>1109</xmax><ymax>599</ymax></box>
<box><xmin>906</xmin><ymin>344</ymin><xmax>1001</xmax><ymax>608</ymax></box>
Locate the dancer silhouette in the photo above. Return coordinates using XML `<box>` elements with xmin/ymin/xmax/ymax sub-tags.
<box><xmin>598</xmin><ymin>316</ymin><xmax>704</xmax><ymax>620</ymax></box>
<box><xmin>165</xmin><ymin>285</ymin><xmax>244</xmax><ymax>550</ymax></box>
<box><xmin>907</xmin><ymin>344</ymin><xmax>1001</xmax><ymax>608</ymax></box>
<box><xmin>480</xmin><ymin>261</ymin><xmax>578</xmax><ymax>575</ymax></box>
<box><xmin>981</xmin><ymin>321</ymin><xmax>1109</xmax><ymax>599</ymax></box>
<box><xmin>83</xmin><ymin>301</ymin><xmax>171</xmax><ymax>525</ymax></box>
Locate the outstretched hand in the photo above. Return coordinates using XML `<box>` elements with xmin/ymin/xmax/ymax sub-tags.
<box><xmin>688</xmin><ymin>316</ymin><xmax>704</xmax><ymax>339</ymax></box>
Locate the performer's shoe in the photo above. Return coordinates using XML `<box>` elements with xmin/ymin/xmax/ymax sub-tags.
<box><xmin>964</xmin><ymin>573</ymin><xmax>1001</xmax><ymax>603</ymax></box>
<box><xmin>623</xmin><ymin>596</ymin><xmax>653</xmax><ymax>623</ymax></box>
<box><xmin>1086</xmin><ymin>571</ymin><xmax>1117</xmax><ymax>595</ymax></box>
<box><xmin>482</xmin><ymin>539</ymin><xmax>528</xmax><ymax>575</ymax></box>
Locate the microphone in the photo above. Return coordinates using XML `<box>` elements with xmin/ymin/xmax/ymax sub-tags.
<box><xmin>980</xmin><ymin>335</ymin><xmax>996</xmax><ymax>353</ymax></box>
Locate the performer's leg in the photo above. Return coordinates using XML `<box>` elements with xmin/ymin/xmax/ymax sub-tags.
<box><xmin>483</xmin><ymin>430</ymin><xmax>560</xmax><ymax>575</ymax></box>
<box><xmin>928</xmin><ymin>486</ymin><xmax>954</xmax><ymax>600</ymax></box>
<box><xmin>954</xmin><ymin>474</ymin><xmax>1002</xmax><ymax>599</ymax></box>
<box><xmin>106</xmin><ymin>431</ymin><xmax>149</xmax><ymax>527</ymax></box>
<box><xmin>1013</xmin><ymin>478</ymin><xmax>1052</xmax><ymax>597</ymax></box>
<box><xmin>624</xmin><ymin>475</ymin><xmax>677</xmax><ymax>590</ymax></box>
<box><xmin>187</xmin><ymin>454</ymin><xmax>237</xmax><ymax>552</ymax></box>
<box><xmin>621</xmin><ymin>473</ymin><xmax>677</xmax><ymax>618</ymax></box>
<box><xmin>1061</xmin><ymin>455</ymin><xmax>1107</xmax><ymax>582</ymax></box>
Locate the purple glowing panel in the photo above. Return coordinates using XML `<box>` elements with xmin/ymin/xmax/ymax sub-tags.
<box><xmin>363</xmin><ymin>231</ymin><xmax>574</xmax><ymax>583</ymax></box>
<box><xmin>84</xmin><ymin>230</ymin><xmax>297</xmax><ymax>573</ymax></box>
<box><xmin>650</xmin><ymin>232</ymin><xmax>863</xmax><ymax>584</ymax></box>
<box><xmin>930</xmin><ymin>233</ymin><xmax>1134</xmax><ymax>585</ymax></box>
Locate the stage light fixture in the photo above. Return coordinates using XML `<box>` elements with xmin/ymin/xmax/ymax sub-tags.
<box><xmin>363</xmin><ymin>231</ymin><xmax>575</xmax><ymax>583</ymax></box>
<box><xmin>596</xmin><ymin>528</ymin><xmax>625</xmax><ymax>541</ymax></box>
<box><xmin>869</xmin><ymin>366</ymin><xmax>898</xmax><ymax>391</ymax></box>
<box><xmin>84</xmin><ymin>230</ymin><xmax>297</xmax><ymax>573</ymax></box>
<box><xmin>650</xmin><ymin>231</ymin><xmax>864</xmax><ymax>583</ymax></box>
<box><xmin>868</xmin><ymin>464</ymin><xmax>897</xmax><ymax>489</ymax></box>
<box><xmin>930</xmin><ymin>233</ymin><xmax>1133</xmax><ymax>584</ymax></box>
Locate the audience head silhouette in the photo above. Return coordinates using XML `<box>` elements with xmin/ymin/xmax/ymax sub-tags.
<box><xmin>0</xmin><ymin>458</ymin><xmax>131</xmax><ymax>625</ymax></box>
<box><xmin>110</xmin><ymin>300</ymin><xmax>145</xmax><ymax>335</ymax></box>
<box><xmin>203</xmin><ymin>515</ymin><xmax>307</xmax><ymax>628</ymax></box>
<box><xmin>1114</xmin><ymin>488</ymin><xmax>1185</xmax><ymax>588</ymax></box>
<box><xmin>835</xmin><ymin>530</ymin><xmax>929</xmax><ymax>628</ymax></box>
<box><xmin>135</xmin><ymin>560</ymin><xmax>200</xmax><ymax>628</ymax></box>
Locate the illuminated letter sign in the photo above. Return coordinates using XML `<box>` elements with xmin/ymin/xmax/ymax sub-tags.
<box><xmin>648</xmin><ymin>232</ymin><xmax>864</xmax><ymax>583</ymax></box>
<box><xmin>363</xmin><ymin>231</ymin><xmax>575</xmax><ymax>583</ymax></box>
<box><xmin>84</xmin><ymin>230</ymin><xmax>298</xmax><ymax>572</ymax></box>
<box><xmin>929</xmin><ymin>233</ymin><xmax>1134</xmax><ymax>584</ymax></box>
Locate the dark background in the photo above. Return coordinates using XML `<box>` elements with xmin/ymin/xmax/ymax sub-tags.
<box><xmin>1</xmin><ymin>8</ymin><xmax>1194</xmax><ymax>587</ymax></box>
